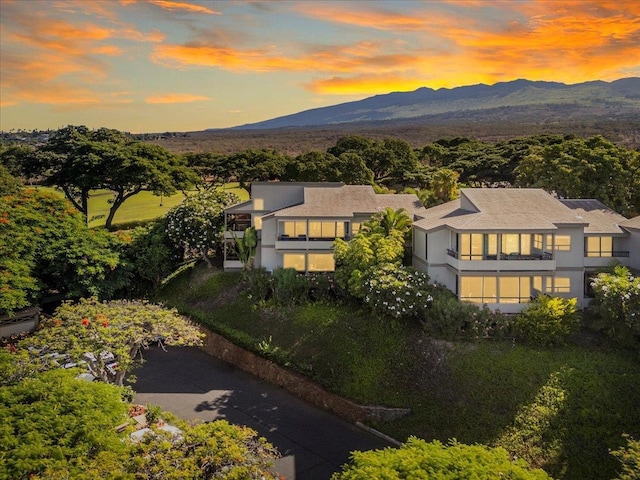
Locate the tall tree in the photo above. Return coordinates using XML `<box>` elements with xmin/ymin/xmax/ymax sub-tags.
<box><xmin>23</xmin><ymin>126</ymin><xmax>196</xmax><ymax>228</ymax></box>
<box><xmin>514</xmin><ymin>135</ymin><xmax>639</xmax><ymax>215</ymax></box>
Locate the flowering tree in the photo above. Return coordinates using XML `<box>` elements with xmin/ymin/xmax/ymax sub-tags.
<box><xmin>333</xmin><ymin>229</ymin><xmax>405</xmax><ymax>298</ymax></box>
<box><xmin>591</xmin><ymin>265</ymin><xmax>640</xmax><ymax>348</ymax></box>
<box><xmin>362</xmin><ymin>264</ymin><xmax>433</xmax><ymax>320</ymax></box>
<box><xmin>166</xmin><ymin>190</ymin><xmax>240</xmax><ymax>268</ymax></box>
<box><xmin>13</xmin><ymin>297</ymin><xmax>203</xmax><ymax>385</ymax></box>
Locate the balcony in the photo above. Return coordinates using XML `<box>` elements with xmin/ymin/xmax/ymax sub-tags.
<box><xmin>276</xmin><ymin>234</ymin><xmax>344</xmax><ymax>251</ymax></box>
<box><xmin>446</xmin><ymin>249</ymin><xmax>555</xmax><ymax>272</ymax></box>
<box><xmin>446</xmin><ymin>249</ymin><xmax>553</xmax><ymax>261</ymax></box>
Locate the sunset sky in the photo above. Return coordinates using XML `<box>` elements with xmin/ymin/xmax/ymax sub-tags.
<box><xmin>1</xmin><ymin>0</ymin><xmax>639</xmax><ymax>133</ymax></box>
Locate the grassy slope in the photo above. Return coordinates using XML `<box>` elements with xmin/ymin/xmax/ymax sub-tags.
<box><xmin>157</xmin><ymin>264</ymin><xmax>640</xmax><ymax>480</ymax></box>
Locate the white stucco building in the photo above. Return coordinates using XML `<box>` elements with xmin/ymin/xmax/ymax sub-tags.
<box><xmin>225</xmin><ymin>183</ymin><xmax>639</xmax><ymax>313</ymax></box>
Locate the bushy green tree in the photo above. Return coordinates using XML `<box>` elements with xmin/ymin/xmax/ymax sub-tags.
<box><xmin>514</xmin><ymin>135</ymin><xmax>639</xmax><ymax>215</ymax></box>
<box><xmin>13</xmin><ymin>297</ymin><xmax>203</xmax><ymax>385</ymax></box>
<box><xmin>166</xmin><ymin>190</ymin><xmax>240</xmax><ymax>268</ymax></box>
<box><xmin>0</xmin><ymin>369</ymin><xmax>130</xmax><ymax>480</ymax></box>
<box><xmin>22</xmin><ymin>125</ymin><xmax>196</xmax><ymax>228</ymax></box>
<box><xmin>119</xmin><ymin>217</ymin><xmax>183</xmax><ymax>296</ymax></box>
<box><xmin>514</xmin><ymin>294</ymin><xmax>580</xmax><ymax>346</ymax></box>
<box><xmin>590</xmin><ymin>265</ymin><xmax>640</xmax><ymax>348</ymax></box>
<box><xmin>332</xmin><ymin>437</ymin><xmax>551</xmax><ymax>479</ymax></box>
<box><xmin>0</xmin><ymin>188</ymin><xmax>123</xmax><ymax>315</ymax></box>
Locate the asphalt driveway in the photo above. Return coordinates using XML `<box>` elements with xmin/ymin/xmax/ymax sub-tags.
<box><xmin>132</xmin><ymin>346</ymin><xmax>393</xmax><ymax>479</ymax></box>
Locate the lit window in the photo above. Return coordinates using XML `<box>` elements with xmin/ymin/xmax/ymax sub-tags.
<box><xmin>554</xmin><ymin>235</ymin><xmax>571</xmax><ymax>251</ymax></box>
<box><xmin>586</xmin><ymin>236</ymin><xmax>612</xmax><ymax>257</ymax></box>
<box><xmin>280</xmin><ymin>221</ymin><xmax>306</xmax><ymax>238</ymax></box>
<box><xmin>352</xmin><ymin>222</ymin><xmax>362</xmax><ymax>235</ymax></box>
<box><xmin>553</xmin><ymin>277</ymin><xmax>571</xmax><ymax>293</ymax></box>
<box><xmin>308</xmin><ymin>253</ymin><xmax>335</xmax><ymax>272</ymax></box>
<box><xmin>283</xmin><ymin>253</ymin><xmax>305</xmax><ymax>271</ymax></box>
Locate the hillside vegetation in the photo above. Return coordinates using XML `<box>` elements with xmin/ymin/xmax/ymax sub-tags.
<box><xmin>157</xmin><ymin>264</ymin><xmax>640</xmax><ymax>480</ymax></box>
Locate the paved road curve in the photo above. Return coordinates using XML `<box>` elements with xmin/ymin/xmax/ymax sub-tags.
<box><xmin>133</xmin><ymin>346</ymin><xmax>393</xmax><ymax>479</ymax></box>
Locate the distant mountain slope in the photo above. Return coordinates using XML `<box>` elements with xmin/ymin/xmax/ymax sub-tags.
<box><xmin>229</xmin><ymin>78</ymin><xmax>640</xmax><ymax>130</ymax></box>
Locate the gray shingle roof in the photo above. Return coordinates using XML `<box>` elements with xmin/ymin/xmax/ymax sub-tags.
<box><xmin>559</xmin><ymin>199</ymin><xmax>629</xmax><ymax>234</ymax></box>
<box><xmin>270</xmin><ymin>185</ymin><xmax>425</xmax><ymax>218</ymax></box>
<box><xmin>620</xmin><ymin>215</ymin><xmax>640</xmax><ymax>230</ymax></box>
<box><xmin>414</xmin><ymin>188</ymin><xmax>588</xmax><ymax>232</ymax></box>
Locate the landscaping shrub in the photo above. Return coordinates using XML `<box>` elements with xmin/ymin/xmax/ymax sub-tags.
<box><xmin>589</xmin><ymin>266</ymin><xmax>640</xmax><ymax>350</ymax></box>
<box><xmin>362</xmin><ymin>264</ymin><xmax>432</xmax><ymax>320</ymax></box>
<box><xmin>514</xmin><ymin>295</ymin><xmax>580</xmax><ymax>346</ymax></box>
<box><xmin>246</xmin><ymin>267</ymin><xmax>273</xmax><ymax>302</ymax></box>
<box><xmin>332</xmin><ymin>437</ymin><xmax>551</xmax><ymax>479</ymax></box>
<box><xmin>272</xmin><ymin>268</ymin><xmax>309</xmax><ymax>306</ymax></box>
<box><xmin>611</xmin><ymin>434</ymin><xmax>640</xmax><ymax>480</ymax></box>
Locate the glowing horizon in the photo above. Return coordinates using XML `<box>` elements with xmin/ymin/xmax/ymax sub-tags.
<box><xmin>1</xmin><ymin>0</ymin><xmax>638</xmax><ymax>133</ymax></box>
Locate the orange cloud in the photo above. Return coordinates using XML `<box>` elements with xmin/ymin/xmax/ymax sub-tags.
<box><xmin>145</xmin><ymin>93</ymin><xmax>210</xmax><ymax>104</ymax></box>
<box><xmin>292</xmin><ymin>3</ymin><xmax>431</xmax><ymax>32</ymax></box>
<box><xmin>147</xmin><ymin>0</ymin><xmax>221</xmax><ymax>15</ymax></box>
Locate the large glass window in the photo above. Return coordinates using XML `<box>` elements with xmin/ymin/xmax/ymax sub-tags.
<box><xmin>282</xmin><ymin>253</ymin><xmax>335</xmax><ymax>272</ymax></box>
<box><xmin>280</xmin><ymin>221</ymin><xmax>306</xmax><ymax>239</ymax></box>
<box><xmin>553</xmin><ymin>277</ymin><xmax>571</xmax><ymax>293</ymax></box>
<box><xmin>308</xmin><ymin>221</ymin><xmax>346</xmax><ymax>240</ymax></box>
<box><xmin>460</xmin><ymin>276</ymin><xmax>496</xmax><ymax>303</ymax></box>
<box><xmin>283</xmin><ymin>253</ymin><xmax>305</xmax><ymax>271</ymax></box>
<box><xmin>308</xmin><ymin>253</ymin><xmax>335</xmax><ymax>272</ymax></box>
<box><xmin>461</xmin><ymin>275</ymin><xmax>544</xmax><ymax>304</ymax></box>
<box><xmin>553</xmin><ymin>235</ymin><xmax>571</xmax><ymax>251</ymax></box>
<box><xmin>459</xmin><ymin>234</ymin><xmax>484</xmax><ymax>260</ymax></box>
<box><xmin>586</xmin><ymin>236</ymin><xmax>613</xmax><ymax>257</ymax></box>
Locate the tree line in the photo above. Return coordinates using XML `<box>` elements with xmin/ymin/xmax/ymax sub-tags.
<box><xmin>2</xmin><ymin>127</ymin><xmax>639</xmax><ymax>228</ymax></box>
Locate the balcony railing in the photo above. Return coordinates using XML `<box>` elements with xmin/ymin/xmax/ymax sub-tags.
<box><xmin>278</xmin><ymin>235</ymin><xmax>349</xmax><ymax>242</ymax></box>
<box><xmin>446</xmin><ymin>249</ymin><xmax>553</xmax><ymax>260</ymax></box>
<box><xmin>227</xmin><ymin>221</ymin><xmax>252</xmax><ymax>232</ymax></box>
<box><xmin>585</xmin><ymin>250</ymin><xmax>630</xmax><ymax>258</ymax></box>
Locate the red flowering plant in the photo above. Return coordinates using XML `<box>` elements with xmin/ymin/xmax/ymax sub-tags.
<box><xmin>12</xmin><ymin>297</ymin><xmax>203</xmax><ymax>386</ymax></box>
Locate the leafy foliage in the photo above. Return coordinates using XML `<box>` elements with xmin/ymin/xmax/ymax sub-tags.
<box><xmin>0</xmin><ymin>369</ymin><xmax>130</xmax><ymax>480</ymax></box>
<box><xmin>362</xmin><ymin>264</ymin><xmax>433</xmax><ymax>320</ymax></box>
<box><xmin>13</xmin><ymin>297</ymin><xmax>203</xmax><ymax>385</ymax></box>
<box><xmin>128</xmin><ymin>419</ymin><xmax>280</xmax><ymax>480</ymax></box>
<box><xmin>22</xmin><ymin>125</ymin><xmax>197</xmax><ymax>228</ymax></box>
<box><xmin>515</xmin><ymin>135</ymin><xmax>640</xmax><ymax>216</ymax></box>
<box><xmin>0</xmin><ymin>188</ymin><xmax>123</xmax><ymax>315</ymax></box>
<box><xmin>232</xmin><ymin>226</ymin><xmax>258</xmax><ymax>271</ymax></box>
<box><xmin>166</xmin><ymin>189</ymin><xmax>240</xmax><ymax>267</ymax></box>
<box><xmin>589</xmin><ymin>266</ymin><xmax>640</xmax><ymax>349</ymax></box>
<box><xmin>332</xmin><ymin>437</ymin><xmax>551</xmax><ymax>479</ymax></box>
<box><xmin>611</xmin><ymin>435</ymin><xmax>640</xmax><ymax>480</ymax></box>
<box><xmin>514</xmin><ymin>295</ymin><xmax>581</xmax><ymax>346</ymax></box>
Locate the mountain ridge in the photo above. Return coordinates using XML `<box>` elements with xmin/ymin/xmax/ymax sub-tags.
<box><xmin>226</xmin><ymin>78</ymin><xmax>640</xmax><ymax>130</ymax></box>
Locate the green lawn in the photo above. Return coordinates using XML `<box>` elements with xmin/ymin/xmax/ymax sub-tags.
<box><xmin>157</xmin><ymin>264</ymin><xmax>640</xmax><ymax>480</ymax></box>
<box><xmin>35</xmin><ymin>184</ymin><xmax>249</xmax><ymax>228</ymax></box>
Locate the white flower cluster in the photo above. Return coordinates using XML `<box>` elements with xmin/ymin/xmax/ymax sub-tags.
<box><xmin>363</xmin><ymin>264</ymin><xmax>433</xmax><ymax>319</ymax></box>
<box><xmin>165</xmin><ymin>190</ymin><xmax>239</xmax><ymax>255</ymax></box>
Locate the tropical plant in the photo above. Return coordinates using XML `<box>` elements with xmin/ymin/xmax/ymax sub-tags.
<box><xmin>12</xmin><ymin>297</ymin><xmax>203</xmax><ymax>385</ymax></box>
<box><xmin>232</xmin><ymin>226</ymin><xmax>258</xmax><ymax>271</ymax></box>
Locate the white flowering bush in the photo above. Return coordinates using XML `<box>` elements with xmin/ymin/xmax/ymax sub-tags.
<box><xmin>166</xmin><ymin>190</ymin><xmax>240</xmax><ymax>267</ymax></box>
<box><xmin>363</xmin><ymin>264</ymin><xmax>433</xmax><ymax>320</ymax></box>
<box><xmin>590</xmin><ymin>265</ymin><xmax>640</xmax><ymax>348</ymax></box>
